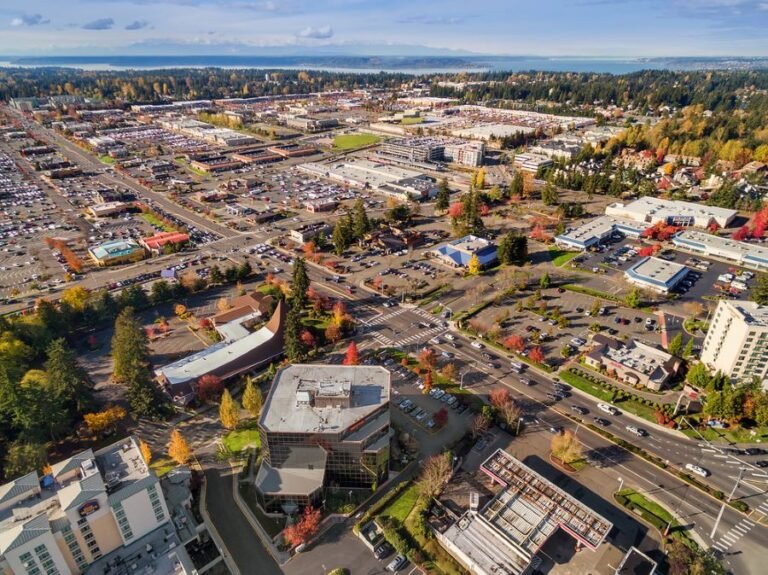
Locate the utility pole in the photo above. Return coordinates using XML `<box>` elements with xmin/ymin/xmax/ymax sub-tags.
<box><xmin>710</xmin><ymin>466</ymin><xmax>746</xmax><ymax>540</ymax></box>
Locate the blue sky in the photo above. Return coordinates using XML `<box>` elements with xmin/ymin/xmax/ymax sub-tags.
<box><xmin>1</xmin><ymin>0</ymin><xmax>768</xmax><ymax>56</ymax></box>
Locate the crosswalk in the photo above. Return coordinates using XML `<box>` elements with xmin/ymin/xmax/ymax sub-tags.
<box><xmin>710</xmin><ymin>499</ymin><xmax>767</xmax><ymax>553</ymax></box>
<box><xmin>362</xmin><ymin>307</ymin><xmax>447</xmax><ymax>347</ymax></box>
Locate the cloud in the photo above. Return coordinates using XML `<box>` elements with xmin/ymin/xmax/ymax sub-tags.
<box><xmin>297</xmin><ymin>25</ymin><xmax>333</xmax><ymax>39</ymax></box>
<box><xmin>396</xmin><ymin>15</ymin><xmax>470</xmax><ymax>25</ymax></box>
<box><xmin>125</xmin><ymin>20</ymin><xmax>150</xmax><ymax>30</ymax></box>
<box><xmin>82</xmin><ymin>18</ymin><xmax>115</xmax><ymax>30</ymax></box>
<box><xmin>10</xmin><ymin>14</ymin><xmax>49</xmax><ymax>27</ymax></box>
<box><xmin>759</xmin><ymin>2</ymin><xmax>768</xmax><ymax>9</ymax></box>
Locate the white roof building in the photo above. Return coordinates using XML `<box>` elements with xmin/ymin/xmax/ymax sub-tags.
<box><xmin>605</xmin><ymin>197</ymin><xmax>737</xmax><ymax>229</ymax></box>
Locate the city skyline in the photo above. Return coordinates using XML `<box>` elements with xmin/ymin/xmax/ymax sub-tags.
<box><xmin>2</xmin><ymin>0</ymin><xmax>768</xmax><ymax>57</ymax></box>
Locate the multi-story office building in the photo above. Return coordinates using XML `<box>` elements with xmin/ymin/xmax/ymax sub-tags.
<box><xmin>255</xmin><ymin>365</ymin><xmax>390</xmax><ymax>512</ymax></box>
<box><xmin>701</xmin><ymin>300</ymin><xmax>768</xmax><ymax>384</ymax></box>
<box><xmin>0</xmin><ymin>437</ymin><xmax>181</xmax><ymax>575</ymax></box>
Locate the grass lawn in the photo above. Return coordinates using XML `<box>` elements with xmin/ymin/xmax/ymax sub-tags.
<box><xmin>150</xmin><ymin>457</ymin><xmax>177</xmax><ymax>477</ymax></box>
<box><xmin>560</xmin><ymin>370</ymin><xmax>615</xmax><ymax>403</ymax></box>
<box><xmin>379</xmin><ymin>481</ymin><xmax>420</xmax><ymax>523</ymax></box>
<box><xmin>140</xmin><ymin>212</ymin><xmax>176</xmax><ymax>233</ymax></box>
<box><xmin>400</xmin><ymin>117</ymin><xmax>424</xmax><ymax>125</ymax></box>
<box><xmin>333</xmin><ymin>133</ymin><xmax>381</xmax><ymax>150</ymax></box>
<box><xmin>680</xmin><ymin>422</ymin><xmax>768</xmax><ymax>443</ymax></box>
<box><xmin>98</xmin><ymin>154</ymin><xmax>115</xmax><ymax>165</ymax></box>
<box><xmin>222</xmin><ymin>425</ymin><xmax>261</xmax><ymax>454</ymax></box>
<box><xmin>616</xmin><ymin>489</ymin><xmax>698</xmax><ymax>550</ymax></box>
<box><xmin>548</xmin><ymin>248</ymin><xmax>580</xmax><ymax>267</ymax></box>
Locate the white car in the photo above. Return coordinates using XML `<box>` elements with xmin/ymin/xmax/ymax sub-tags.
<box><xmin>470</xmin><ymin>341</ymin><xmax>485</xmax><ymax>350</ymax></box>
<box><xmin>685</xmin><ymin>463</ymin><xmax>709</xmax><ymax>477</ymax></box>
<box><xmin>597</xmin><ymin>403</ymin><xmax>619</xmax><ymax>416</ymax></box>
<box><xmin>444</xmin><ymin>334</ymin><xmax>456</xmax><ymax>341</ymax></box>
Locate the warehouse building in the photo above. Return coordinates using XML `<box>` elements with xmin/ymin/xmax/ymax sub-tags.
<box><xmin>672</xmin><ymin>230</ymin><xmax>768</xmax><ymax>271</ymax></box>
<box><xmin>624</xmin><ymin>256</ymin><xmax>689</xmax><ymax>294</ymax></box>
<box><xmin>605</xmin><ymin>197</ymin><xmax>737</xmax><ymax>229</ymax></box>
<box><xmin>555</xmin><ymin>215</ymin><xmax>646</xmax><ymax>251</ymax></box>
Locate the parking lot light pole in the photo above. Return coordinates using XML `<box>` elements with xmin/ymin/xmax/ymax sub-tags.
<box><xmin>460</xmin><ymin>369</ymin><xmax>471</xmax><ymax>390</ymax></box>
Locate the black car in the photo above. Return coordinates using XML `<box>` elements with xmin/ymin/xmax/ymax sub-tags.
<box><xmin>548</xmin><ymin>425</ymin><xmax>564</xmax><ymax>434</ymax></box>
<box><xmin>570</xmin><ymin>405</ymin><xmax>588</xmax><ymax>415</ymax></box>
<box><xmin>374</xmin><ymin>542</ymin><xmax>393</xmax><ymax>559</ymax></box>
<box><xmin>745</xmin><ymin>448</ymin><xmax>766</xmax><ymax>456</ymax></box>
<box><xmin>755</xmin><ymin>460</ymin><xmax>768</xmax><ymax>468</ymax></box>
<box><xmin>594</xmin><ymin>417</ymin><xmax>610</xmax><ymax>426</ymax></box>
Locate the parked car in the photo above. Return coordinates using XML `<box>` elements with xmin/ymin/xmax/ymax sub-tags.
<box><xmin>374</xmin><ymin>542</ymin><xmax>393</xmax><ymax>559</ymax></box>
<box><xmin>387</xmin><ymin>555</ymin><xmax>407</xmax><ymax>572</ymax></box>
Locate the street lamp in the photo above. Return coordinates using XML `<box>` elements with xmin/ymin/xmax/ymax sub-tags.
<box><xmin>617</xmin><ymin>477</ymin><xmax>624</xmax><ymax>493</ymax></box>
<box><xmin>460</xmin><ymin>369</ymin><xmax>471</xmax><ymax>390</ymax></box>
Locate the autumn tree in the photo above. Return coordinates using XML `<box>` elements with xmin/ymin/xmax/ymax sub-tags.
<box><xmin>551</xmin><ymin>430</ymin><xmax>583</xmax><ymax>465</ymax></box>
<box><xmin>219</xmin><ymin>388</ymin><xmax>240</xmax><ymax>430</ymax></box>
<box><xmin>418</xmin><ymin>348</ymin><xmax>437</xmax><ymax>372</ymax></box>
<box><xmin>470</xmin><ymin>412</ymin><xmax>491</xmax><ymax>439</ymax></box>
<box><xmin>4</xmin><ymin>441</ymin><xmax>48</xmax><ymax>479</ymax></box>
<box><xmin>343</xmin><ymin>341</ymin><xmax>360</xmax><ymax>365</ymax></box>
<box><xmin>528</xmin><ymin>346</ymin><xmax>545</xmax><ymax>364</ymax></box>
<box><xmin>440</xmin><ymin>362</ymin><xmax>457</xmax><ymax>382</ymax></box>
<box><xmin>300</xmin><ymin>329</ymin><xmax>316</xmax><ymax>349</ymax></box>
<box><xmin>467</xmin><ymin>254</ymin><xmax>481</xmax><ymax>276</ymax></box>
<box><xmin>84</xmin><ymin>405</ymin><xmax>127</xmax><ymax>437</ymax></box>
<box><xmin>489</xmin><ymin>388</ymin><xmax>522</xmax><ymax>430</ymax></box>
<box><xmin>197</xmin><ymin>374</ymin><xmax>224</xmax><ymax>403</ymax></box>
<box><xmin>168</xmin><ymin>428</ymin><xmax>191</xmax><ymax>465</ymax></box>
<box><xmin>242</xmin><ymin>377</ymin><xmax>263</xmax><ymax>417</ymax></box>
<box><xmin>216</xmin><ymin>297</ymin><xmax>232</xmax><ymax>313</ymax></box>
<box><xmin>503</xmin><ymin>334</ymin><xmax>525</xmax><ymax>353</ymax></box>
<box><xmin>423</xmin><ymin>370</ymin><xmax>433</xmax><ymax>394</ymax></box>
<box><xmin>416</xmin><ymin>452</ymin><xmax>452</xmax><ymax>498</ymax></box>
<box><xmin>283</xmin><ymin>506</ymin><xmax>322</xmax><ymax>548</ymax></box>
<box><xmin>139</xmin><ymin>438</ymin><xmax>153</xmax><ymax>465</ymax></box>
<box><xmin>433</xmin><ymin>407</ymin><xmax>449</xmax><ymax>428</ymax></box>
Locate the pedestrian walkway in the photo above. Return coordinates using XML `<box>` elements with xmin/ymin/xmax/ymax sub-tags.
<box><xmin>710</xmin><ymin>504</ymin><xmax>764</xmax><ymax>554</ymax></box>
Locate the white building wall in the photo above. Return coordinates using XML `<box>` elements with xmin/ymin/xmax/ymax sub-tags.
<box><xmin>5</xmin><ymin>532</ymin><xmax>72</xmax><ymax>575</ymax></box>
<box><xmin>701</xmin><ymin>301</ymin><xmax>768</xmax><ymax>381</ymax></box>
<box><xmin>119</xmin><ymin>483</ymin><xmax>169</xmax><ymax>542</ymax></box>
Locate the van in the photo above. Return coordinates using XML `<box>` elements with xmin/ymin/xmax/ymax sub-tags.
<box><xmin>510</xmin><ymin>362</ymin><xmax>523</xmax><ymax>373</ymax></box>
<box><xmin>470</xmin><ymin>341</ymin><xmax>484</xmax><ymax>350</ymax></box>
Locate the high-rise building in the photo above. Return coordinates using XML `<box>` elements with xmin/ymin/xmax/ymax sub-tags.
<box><xmin>0</xmin><ymin>436</ymin><xmax>192</xmax><ymax>575</ymax></box>
<box><xmin>255</xmin><ymin>365</ymin><xmax>390</xmax><ymax>512</ymax></box>
<box><xmin>701</xmin><ymin>299</ymin><xmax>768</xmax><ymax>384</ymax></box>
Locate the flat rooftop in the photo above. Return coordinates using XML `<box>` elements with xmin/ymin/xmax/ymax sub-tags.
<box><xmin>557</xmin><ymin>215</ymin><xmax>645</xmax><ymax>245</ymax></box>
<box><xmin>625</xmin><ymin>256</ymin><xmax>688</xmax><ymax>286</ymax></box>
<box><xmin>719</xmin><ymin>299</ymin><xmax>768</xmax><ymax>328</ymax></box>
<box><xmin>607</xmin><ymin>197</ymin><xmax>737</xmax><ymax>223</ymax></box>
<box><xmin>673</xmin><ymin>230</ymin><xmax>768</xmax><ymax>266</ymax></box>
<box><xmin>260</xmin><ymin>365</ymin><xmax>390</xmax><ymax>434</ymax></box>
<box><xmin>480</xmin><ymin>449</ymin><xmax>612</xmax><ymax>551</ymax></box>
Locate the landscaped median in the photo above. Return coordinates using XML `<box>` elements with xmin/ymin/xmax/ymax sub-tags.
<box><xmin>614</xmin><ymin>489</ymin><xmax>698</xmax><ymax>550</ymax></box>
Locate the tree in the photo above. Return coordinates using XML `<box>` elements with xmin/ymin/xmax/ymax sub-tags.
<box><xmin>332</xmin><ymin>219</ymin><xmax>350</xmax><ymax>256</ymax></box>
<box><xmin>682</xmin><ymin>338</ymin><xmax>694</xmax><ymax>359</ymax></box>
<box><xmin>197</xmin><ymin>374</ymin><xmax>224</xmax><ymax>403</ymax></box>
<box><xmin>219</xmin><ymin>388</ymin><xmax>240</xmax><ymax>430</ymax></box>
<box><xmin>625</xmin><ymin>288</ymin><xmax>641</xmax><ymax>309</ymax></box>
<box><xmin>45</xmin><ymin>337</ymin><xmax>92</xmax><ymax>415</ymax></box>
<box><xmin>343</xmin><ymin>341</ymin><xmax>360</xmax><ymax>365</ymax></box>
<box><xmin>283</xmin><ymin>506</ymin><xmax>322</xmax><ymax>548</ymax></box>
<box><xmin>325</xmin><ymin>324</ymin><xmax>342</xmax><ymax>344</ymax></box>
<box><xmin>539</xmin><ymin>272</ymin><xmax>551</xmax><ymax>289</ymax></box>
<box><xmin>352</xmin><ymin>198</ymin><xmax>371</xmax><ymax>240</ymax></box>
<box><xmin>150</xmin><ymin>279</ymin><xmax>173</xmax><ymax>304</ymax></box>
<box><xmin>4</xmin><ymin>440</ymin><xmax>47</xmax><ymax>479</ymax></box>
<box><xmin>590</xmin><ymin>299</ymin><xmax>602</xmax><ymax>316</ymax></box>
<box><xmin>83</xmin><ymin>405</ymin><xmax>127</xmax><ymax>437</ymax></box>
<box><xmin>433</xmin><ymin>406</ymin><xmax>449</xmax><ymax>428</ymax></box>
<box><xmin>242</xmin><ymin>377</ymin><xmax>263</xmax><ymax>417</ymax></box>
<box><xmin>61</xmin><ymin>286</ymin><xmax>91</xmax><ymax>312</ymax></box>
<box><xmin>528</xmin><ymin>346</ymin><xmax>545</xmax><ymax>364</ymax></box>
<box><xmin>440</xmin><ymin>362</ymin><xmax>457</xmax><ymax>382</ymax></box>
<box><xmin>216</xmin><ymin>297</ymin><xmax>232</xmax><ymax>313</ymax></box>
<box><xmin>285</xmin><ymin>307</ymin><xmax>305</xmax><ymax>361</ymax></box>
<box><xmin>668</xmin><ymin>333</ymin><xmax>684</xmax><ymax>357</ymax></box>
<box><xmin>510</xmin><ymin>171</ymin><xmax>524</xmax><ymax>197</ymax></box>
<box><xmin>503</xmin><ymin>335</ymin><xmax>525</xmax><ymax>353</ymax></box>
<box><xmin>300</xmin><ymin>329</ymin><xmax>316</xmax><ymax>349</ymax></box>
<box><xmin>418</xmin><ymin>348</ymin><xmax>437</xmax><ymax>371</ymax></box>
<box><xmin>467</xmin><ymin>254</ymin><xmax>481</xmax><ymax>276</ymax></box>
<box><xmin>541</xmin><ymin>179</ymin><xmax>559</xmax><ymax>206</ymax></box>
<box><xmin>435</xmin><ymin>178</ymin><xmax>450</xmax><ymax>211</ymax></box>
<box><xmin>470</xmin><ymin>412</ymin><xmax>491</xmax><ymax>439</ymax></box>
<box><xmin>551</xmin><ymin>430</ymin><xmax>583</xmax><ymax>464</ymax></box>
<box><xmin>416</xmin><ymin>452</ymin><xmax>452</xmax><ymax>498</ymax></box>
<box><xmin>168</xmin><ymin>428</ymin><xmax>191</xmax><ymax>465</ymax></box>
<box><xmin>139</xmin><ymin>438</ymin><xmax>153</xmax><ymax>465</ymax></box>
<box><xmin>753</xmin><ymin>274</ymin><xmax>768</xmax><ymax>305</ymax></box>
<box><xmin>209</xmin><ymin>265</ymin><xmax>223</xmax><ymax>284</ymax></box>
<box><xmin>422</xmin><ymin>369</ymin><xmax>433</xmax><ymax>394</ymax></box>
<box><xmin>291</xmin><ymin>257</ymin><xmax>310</xmax><ymax>309</ymax></box>
<box><xmin>111</xmin><ymin>308</ymin><xmax>164</xmax><ymax>418</ymax></box>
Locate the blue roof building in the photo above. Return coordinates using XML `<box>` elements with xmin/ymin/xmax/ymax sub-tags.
<box><xmin>431</xmin><ymin>235</ymin><xmax>498</xmax><ymax>268</ymax></box>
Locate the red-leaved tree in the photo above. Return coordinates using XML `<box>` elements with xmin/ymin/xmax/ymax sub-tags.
<box><xmin>448</xmin><ymin>203</ymin><xmax>464</xmax><ymax>218</ymax></box>
<box><xmin>343</xmin><ymin>341</ymin><xmax>360</xmax><ymax>365</ymax></box>
<box><xmin>283</xmin><ymin>506</ymin><xmax>321</xmax><ymax>548</ymax></box>
<box><xmin>197</xmin><ymin>374</ymin><xmax>224</xmax><ymax>403</ymax></box>
<box><xmin>434</xmin><ymin>407</ymin><xmax>449</xmax><ymax>428</ymax></box>
<box><xmin>300</xmin><ymin>329</ymin><xmax>317</xmax><ymax>349</ymax></box>
<box><xmin>528</xmin><ymin>346</ymin><xmax>545</xmax><ymax>364</ymax></box>
<box><xmin>503</xmin><ymin>335</ymin><xmax>525</xmax><ymax>353</ymax></box>
<box><xmin>489</xmin><ymin>387</ymin><xmax>513</xmax><ymax>408</ymax></box>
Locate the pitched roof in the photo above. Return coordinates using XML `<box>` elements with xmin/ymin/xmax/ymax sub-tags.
<box><xmin>0</xmin><ymin>472</ymin><xmax>38</xmax><ymax>505</ymax></box>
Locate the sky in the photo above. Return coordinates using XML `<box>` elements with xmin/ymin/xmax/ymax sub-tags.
<box><xmin>1</xmin><ymin>0</ymin><xmax>768</xmax><ymax>57</ymax></box>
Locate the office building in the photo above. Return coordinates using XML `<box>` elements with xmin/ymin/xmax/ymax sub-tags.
<box><xmin>431</xmin><ymin>235</ymin><xmax>498</xmax><ymax>269</ymax></box>
<box><xmin>140</xmin><ymin>232</ymin><xmax>190</xmax><ymax>255</ymax></box>
<box><xmin>555</xmin><ymin>215</ymin><xmax>645</xmax><ymax>251</ymax></box>
<box><xmin>701</xmin><ymin>300</ymin><xmax>768</xmax><ymax>385</ymax></box>
<box><xmin>624</xmin><ymin>257</ymin><xmax>689</xmax><ymax>294</ymax></box>
<box><xmin>436</xmin><ymin>449</ymin><xmax>612</xmax><ymax>575</ymax></box>
<box><xmin>255</xmin><ymin>365</ymin><xmax>391</xmax><ymax>512</ymax></box>
<box><xmin>380</xmin><ymin>138</ymin><xmax>444</xmax><ymax>164</ymax></box>
<box><xmin>512</xmin><ymin>153</ymin><xmax>553</xmax><ymax>173</ymax></box>
<box><xmin>672</xmin><ymin>230</ymin><xmax>768</xmax><ymax>272</ymax></box>
<box><xmin>0</xmin><ymin>437</ymin><xmax>195</xmax><ymax>575</ymax></box>
<box><xmin>605</xmin><ymin>197</ymin><xmax>736</xmax><ymax>229</ymax></box>
<box><xmin>584</xmin><ymin>334</ymin><xmax>682</xmax><ymax>391</ymax></box>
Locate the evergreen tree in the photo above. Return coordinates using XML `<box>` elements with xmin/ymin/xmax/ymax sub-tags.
<box><xmin>291</xmin><ymin>257</ymin><xmax>310</xmax><ymax>310</ymax></box>
<box><xmin>111</xmin><ymin>308</ymin><xmax>164</xmax><ymax>418</ymax></box>
<box><xmin>150</xmin><ymin>280</ymin><xmax>173</xmax><ymax>304</ymax></box>
<box><xmin>682</xmin><ymin>338</ymin><xmax>694</xmax><ymax>360</ymax></box>
<box><xmin>209</xmin><ymin>265</ymin><xmax>224</xmax><ymax>284</ymax></box>
<box><xmin>45</xmin><ymin>338</ymin><xmax>92</xmax><ymax>415</ymax></box>
<box><xmin>332</xmin><ymin>219</ymin><xmax>349</xmax><ymax>256</ymax></box>
<box><xmin>753</xmin><ymin>273</ymin><xmax>768</xmax><ymax>305</ymax></box>
<box><xmin>119</xmin><ymin>284</ymin><xmax>149</xmax><ymax>310</ymax></box>
<box><xmin>510</xmin><ymin>172</ymin><xmax>524</xmax><ymax>197</ymax></box>
<box><xmin>284</xmin><ymin>307</ymin><xmax>304</xmax><ymax>362</ymax></box>
<box><xmin>352</xmin><ymin>198</ymin><xmax>371</xmax><ymax>240</ymax></box>
<box><xmin>498</xmin><ymin>232</ymin><xmax>514</xmax><ymax>265</ymax></box>
<box><xmin>435</xmin><ymin>178</ymin><xmax>450</xmax><ymax>211</ymax></box>
<box><xmin>625</xmin><ymin>288</ymin><xmax>641</xmax><ymax>309</ymax></box>
<box><xmin>4</xmin><ymin>440</ymin><xmax>47</xmax><ymax>479</ymax></box>
<box><xmin>668</xmin><ymin>333</ymin><xmax>684</xmax><ymax>357</ymax></box>
<box><xmin>541</xmin><ymin>180</ymin><xmax>559</xmax><ymax>206</ymax></box>
<box><xmin>238</xmin><ymin>260</ymin><xmax>253</xmax><ymax>280</ymax></box>
<box><xmin>242</xmin><ymin>377</ymin><xmax>263</xmax><ymax>417</ymax></box>
<box><xmin>219</xmin><ymin>389</ymin><xmax>240</xmax><ymax>430</ymax></box>
<box><xmin>539</xmin><ymin>272</ymin><xmax>551</xmax><ymax>289</ymax></box>
<box><xmin>93</xmin><ymin>289</ymin><xmax>119</xmax><ymax>322</ymax></box>
<box><xmin>18</xmin><ymin>369</ymin><xmax>69</xmax><ymax>441</ymax></box>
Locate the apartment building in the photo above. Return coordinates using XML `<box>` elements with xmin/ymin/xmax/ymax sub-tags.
<box><xmin>0</xmin><ymin>437</ymin><xmax>176</xmax><ymax>575</ymax></box>
<box><xmin>701</xmin><ymin>299</ymin><xmax>768</xmax><ymax>385</ymax></box>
